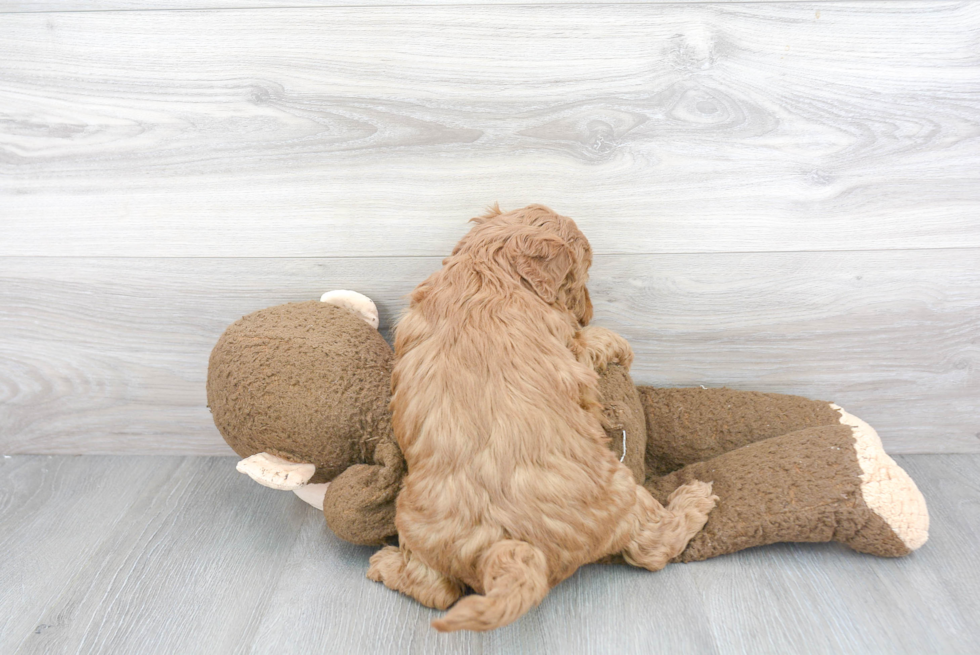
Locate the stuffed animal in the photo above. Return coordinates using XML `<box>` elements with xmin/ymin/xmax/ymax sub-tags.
<box><xmin>207</xmin><ymin>292</ymin><xmax>929</xmax><ymax>561</ymax></box>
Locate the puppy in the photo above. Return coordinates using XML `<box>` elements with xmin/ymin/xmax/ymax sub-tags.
<box><xmin>368</xmin><ymin>204</ymin><xmax>717</xmax><ymax>632</ymax></box>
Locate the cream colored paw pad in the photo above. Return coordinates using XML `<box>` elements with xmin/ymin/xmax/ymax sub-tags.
<box><xmin>236</xmin><ymin>452</ymin><xmax>316</xmax><ymax>490</ymax></box>
<box><xmin>832</xmin><ymin>404</ymin><xmax>929</xmax><ymax>551</ymax></box>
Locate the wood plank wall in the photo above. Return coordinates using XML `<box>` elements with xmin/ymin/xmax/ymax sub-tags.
<box><xmin>1</xmin><ymin>1</ymin><xmax>978</xmax><ymax>455</ymax></box>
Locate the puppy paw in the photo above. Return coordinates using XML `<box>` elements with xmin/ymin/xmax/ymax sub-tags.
<box><xmin>575</xmin><ymin>326</ymin><xmax>634</xmax><ymax>372</ymax></box>
<box><xmin>667</xmin><ymin>480</ymin><xmax>718</xmax><ymax>531</ymax></box>
<box><xmin>367</xmin><ymin>546</ymin><xmax>463</xmax><ymax>610</ymax></box>
<box><xmin>367</xmin><ymin>545</ymin><xmax>403</xmax><ymax>584</ymax></box>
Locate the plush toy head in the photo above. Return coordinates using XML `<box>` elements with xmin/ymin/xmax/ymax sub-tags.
<box><xmin>207</xmin><ymin>300</ymin><xmax>395</xmax><ymax>484</ymax></box>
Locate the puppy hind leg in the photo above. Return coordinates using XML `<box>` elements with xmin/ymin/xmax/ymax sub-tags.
<box><xmin>622</xmin><ymin>482</ymin><xmax>718</xmax><ymax>571</ymax></box>
<box><xmin>431</xmin><ymin>540</ymin><xmax>549</xmax><ymax>633</ymax></box>
<box><xmin>367</xmin><ymin>545</ymin><xmax>464</xmax><ymax>610</ymax></box>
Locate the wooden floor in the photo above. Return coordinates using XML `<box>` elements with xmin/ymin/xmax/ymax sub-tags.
<box><xmin>1</xmin><ymin>454</ymin><xmax>977</xmax><ymax>655</ymax></box>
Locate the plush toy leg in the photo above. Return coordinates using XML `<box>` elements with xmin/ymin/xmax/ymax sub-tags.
<box><xmin>644</xmin><ymin>421</ymin><xmax>928</xmax><ymax>561</ymax></box>
<box><xmin>639</xmin><ymin>387</ymin><xmax>849</xmax><ymax>477</ymax></box>
<box><xmin>320</xmin><ymin>290</ymin><xmax>380</xmax><ymax>329</ymax></box>
<box><xmin>322</xmin><ymin>440</ymin><xmax>404</xmax><ymax>545</ymax></box>
<box><xmin>236</xmin><ymin>452</ymin><xmax>316</xmax><ymax>490</ymax></box>
<box><xmin>832</xmin><ymin>404</ymin><xmax>929</xmax><ymax>552</ymax></box>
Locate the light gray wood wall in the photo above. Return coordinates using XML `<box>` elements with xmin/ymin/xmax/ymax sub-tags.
<box><xmin>1</xmin><ymin>1</ymin><xmax>978</xmax><ymax>454</ymax></box>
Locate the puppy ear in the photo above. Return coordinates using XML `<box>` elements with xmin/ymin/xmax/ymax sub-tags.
<box><xmin>507</xmin><ymin>227</ymin><xmax>573</xmax><ymax>304</ymax></box>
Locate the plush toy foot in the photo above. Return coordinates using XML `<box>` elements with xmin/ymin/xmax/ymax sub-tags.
<box><xmin>236</xmin><ymin>452</ymin><xmax>316</xmax><ymax>490</ymax></box>
<box><xmin>293</xmin><ymin>482</ymin><xmax>330</xmax><ymax>509</ymax></box>
<box><xmin>832</xmin><ymin>404</ymin><xmax>929</xmax><ymax>552</ymax></box>
<box><xmin>320</xmin><ymin>290</ymin><xmax>379</xmax><ymax>329</ymax></box>
<box><xmin>645</xmin><ymin>419</ymin><xmax>929</xmax><ymax>562</ymax></box>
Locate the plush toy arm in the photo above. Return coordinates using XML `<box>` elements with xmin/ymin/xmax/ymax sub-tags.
<box><xmin>639</xmin><ymin>387</ymin><xmax>845</xmax><ymax>477</ymax></box>
<box><xmin>644</xmin><ymin>424</ymin><xmax>928</xmax><ymax>561</ymax></box>
<box><xmin>322</xmin><ymin>439</ymin><xmax>404</xmax><ymax>546</ymax></box>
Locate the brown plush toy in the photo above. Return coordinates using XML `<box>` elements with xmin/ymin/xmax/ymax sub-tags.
<box><xmin>207</xmin><ymin>292</ymin><xmax>929</xmax><ymax>561</ymax></box>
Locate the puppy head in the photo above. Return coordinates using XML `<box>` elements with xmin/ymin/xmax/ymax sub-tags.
<box><xmin>455</xmin><ymin>204</ymin><xmax>594</xmax><ymax>325</ymax></box>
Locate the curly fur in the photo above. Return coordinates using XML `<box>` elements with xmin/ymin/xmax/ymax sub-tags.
<box><xmin>367</xmin><ymin>204</ymin><xmax>717</xmax><ymax>632</ymax></box>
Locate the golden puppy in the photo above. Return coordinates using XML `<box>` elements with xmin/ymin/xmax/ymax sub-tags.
<box><xmin>368</xmin><ymin>204</ymin><xmax>717</xmax><ymax>631</ymax></box>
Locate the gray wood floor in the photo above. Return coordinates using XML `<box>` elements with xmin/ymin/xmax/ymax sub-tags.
<box><xmin>1</xmin><ymin>454</ymin><xmax>977</xmax><ymax>655</ymax></box>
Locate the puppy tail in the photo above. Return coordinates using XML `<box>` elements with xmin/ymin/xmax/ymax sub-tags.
<box><xmin>431</xmin><ymin>540</ymin><xmax>549</xmax><ymax>632</ymax></box>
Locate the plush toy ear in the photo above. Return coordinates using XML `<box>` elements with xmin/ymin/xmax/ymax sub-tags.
<box><xmin>506</xmin><ymin>227</ymin><xmax>573</xmax><ymax>304</ymax></box>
